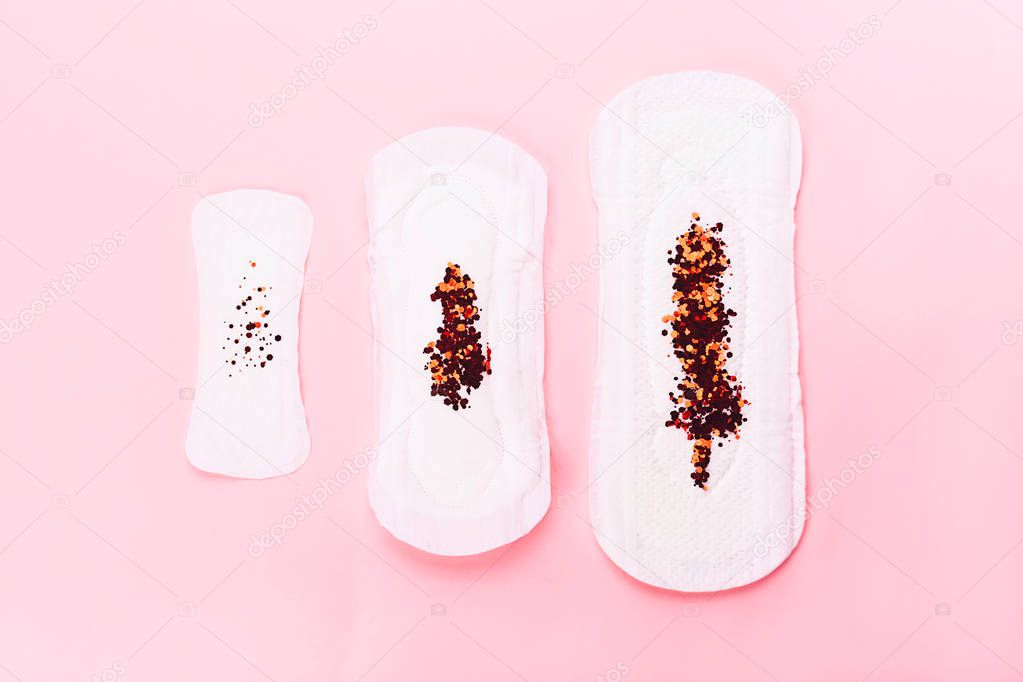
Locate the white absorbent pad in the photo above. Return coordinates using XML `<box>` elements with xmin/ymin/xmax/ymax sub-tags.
<box><xmin>588</xmin><ymin>71</ymin><xmax>805</xmax><ymax>591</ymax></box>
<box><xmin>186</xmin><ymin>189</ymin><xmax>312</xmax><ymax>478</ymax></box>
<box><xmin>366</xmin><ymin>127</ymin><xmax>550</xmax><ymax>556</ymax></box>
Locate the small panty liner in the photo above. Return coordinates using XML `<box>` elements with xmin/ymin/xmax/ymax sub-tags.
<box><xmin>366</xmin><ymin>127</ymin><xmax>550</xmax><ymax>556</ymax></box>
<box><xmin>186</xmin><ymin>189</ymin><xmax>312</xmax><ymax>478</ymax></box>
<box><xmin>588</xmin><ymin>71</ymin><xmax>805</xmax><ymax>591</ymax></box>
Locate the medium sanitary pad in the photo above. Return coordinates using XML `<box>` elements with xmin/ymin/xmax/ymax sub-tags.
<box><xmin>589</xmin><ymin>72</ymin><xmax>805</xmax><ymax>591</ymax></box>
<box><xmin>366</xmin><ymin>127</ymin><xmax>550</xmax><ymax>556</ymax></box>
<box><xmin>186</xmin><ymin>189</ymin><xmax>312</xmax><ymax>478</ymax></box>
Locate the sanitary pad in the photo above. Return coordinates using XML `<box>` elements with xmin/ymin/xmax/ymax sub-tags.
<box><xmin>588</xmin><ymin>72</ymin><xmax>805</xmax><ymax>591</ymax></box>
<box><xmin>366</xmin><ymin>127</ymin><xmax>550</xmax><ymax>556</ymax></box>
<box><xmin>186</xmin><ymin>189</ymin><xmax>312</xmax><ymax>478</ymax></box>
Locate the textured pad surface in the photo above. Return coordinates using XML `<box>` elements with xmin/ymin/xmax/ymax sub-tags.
<box><xmin>589</xmin><ymin>72</ymin><xmax>805</xmax><ymax>591</ymax></box>
<box><xmin>367</xmin><ymin>127</ymin><xmax>550</xmax><ymax>556</ymax></box>
<box><xmin>186</xmin><ymin>189</ymin><xmax>312</xmax><ymax>479</ymax></box>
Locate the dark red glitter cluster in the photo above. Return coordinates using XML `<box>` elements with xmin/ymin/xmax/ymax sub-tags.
<box><xmin>222</xmin><ymin>261</ymin><xmax>281</xmax><ymax>378</ymax></box>
<box><xmin>422</xmin><ymin>262</ymin><xmax>492</xmax><ymax>411</ymax></box>
<box><xmin>662</xmin><ymin>214</ymin><xmax>748</xmax><ymax>490</ymax></box>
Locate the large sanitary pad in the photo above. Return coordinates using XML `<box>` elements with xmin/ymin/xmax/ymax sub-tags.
<box><xmin>366</xmin><ymin>127</ymin><xmax>550</xmax><ymax>556</ymax></box>
<box><xmin>588</xmin><ymin>72</ymin><xmax>805</xmax><ymax>591</ymax></box>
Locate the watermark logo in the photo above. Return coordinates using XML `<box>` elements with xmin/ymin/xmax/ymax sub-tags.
<box><xmin>500</xmin><ymin>230</ymin><xmax>630</xmax><ymax>343</ymax></box>
<box><xmin>248</xmin><ymin>15</ymin><xmax>377</xmax><ymax>127</ymax></box>
<box><xmin>751</xmin><ymin>15</ymin><xmax>882</xmax><ymax>128</ymax></box>
<box><xmin>247</xmin><ymin>446</ymin><xmax>377</xmax><ymax>557</ymax></box>
<box><xmin>752</xmin><ymin>444</ymin><xmax>882</xmax><ymax>558</ymax></box>
<box><xmin>0</xmin><ymin>231</ymin><xmax>127</xmax><ymax>344</ymax></box>
<box><xmin>1001</xmin><ymin>319</ymin><xmax>1023</xmax><ymax>346</ymax></box>
<box><xmin>90</xmin><ymin>661</ymin><xmax>126</xmax><ymax>682</ymax></box>
<box><xmin>595</xmin><ymin>661</ymin><xmax>630</xmax><ymax>682</ymax></box>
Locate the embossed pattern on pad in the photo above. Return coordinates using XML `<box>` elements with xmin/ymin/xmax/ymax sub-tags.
<box><xmin>589</xmin><ymin>72</ymin><xmax>805</xmax><ymax>591</ymax></box>
<box><xmin>367</xmin><ymin>127</ymin><xmax>550</xmax><ymax>556</ymax></box>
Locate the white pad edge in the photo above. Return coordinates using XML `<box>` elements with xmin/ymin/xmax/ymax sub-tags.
<box><xmin>588</xmin><ymin>72</ymin><xmax>805</xmax><ymax>591</ymax></box>
<box><xmin>186</xmin><ymin>189</ymin><xmax>312</xmax><ymax>479</ymax></box>
<box><xmin>366</xmin><ymin>127</ymin><xmax>550</xmax><ymax>556</ymax></box>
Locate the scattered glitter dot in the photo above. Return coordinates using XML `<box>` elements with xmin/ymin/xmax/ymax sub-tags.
<box><xmin>223</xmin><ymin>261</ymin><xmax>281</xmax><ymax>377</ymax></box>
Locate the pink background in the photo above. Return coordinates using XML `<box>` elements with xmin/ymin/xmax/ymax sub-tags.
<box><xmin>1</xmin><ymin>0</ymin><xmax>1022</xmax><ymax>679</ymax></box>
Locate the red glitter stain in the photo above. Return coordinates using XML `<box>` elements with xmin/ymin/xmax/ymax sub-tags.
<box><xmin>663</xmin><ymin>214</ymin><xmax>748</xmax><ymax>490</ymax></box>
<box><xmin>422</xmin><ymin>263</ymin><xmax>492</xmax><ymax>410</ymax></box>
<box><xmin>223</xmin><ymin>261</ymin><xmax>280</xmax><ymax>378</ymax></box>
